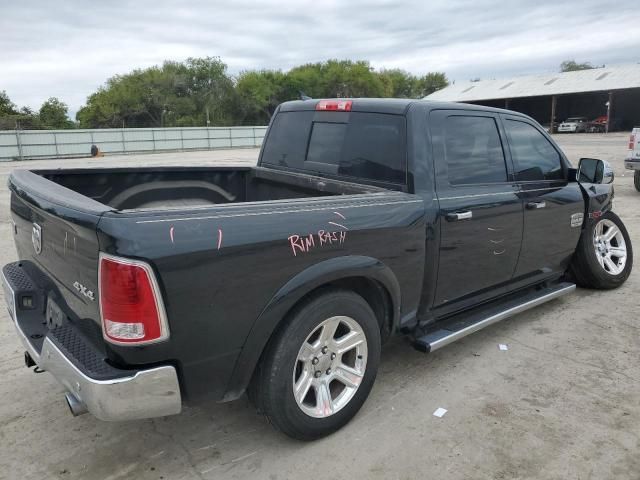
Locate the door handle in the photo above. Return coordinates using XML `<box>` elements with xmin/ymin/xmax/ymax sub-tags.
<box><xmin>446</xmin><ymin>211</ymin><xmax>473</xmax><ymax>221</ymax></box>
<box><xmin>526</xmin><ymin>201</ymin><xmax>546</xmax><ymax>209</ymax></box>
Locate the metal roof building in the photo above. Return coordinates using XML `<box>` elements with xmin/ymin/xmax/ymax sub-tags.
<box><xmin>426</xmin><ymin>63</ymin><xmax>640</xmax><ymax>132</ymax></box>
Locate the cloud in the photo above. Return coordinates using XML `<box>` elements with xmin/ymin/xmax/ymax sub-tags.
<box><xmin>1</xmin><ymin>0</ymin><xmax>637</xmax><ymax>117</ymax></box>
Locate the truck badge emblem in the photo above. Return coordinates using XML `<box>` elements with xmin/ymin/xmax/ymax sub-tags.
<box><xmin>32</xmin><ymin>223</ymin><xmax>42</xmax><ymax>254</ymax></box>
<box><xmin>570</xmin><ymin>213</ymin><xmax>584</xmax><ymax>228</ymax></box>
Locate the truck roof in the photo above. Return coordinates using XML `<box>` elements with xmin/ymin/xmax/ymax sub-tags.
<box><xmin>279</xmin><ymin>98</ymin><xmax>528</xmax><ymax>117</ymax></box>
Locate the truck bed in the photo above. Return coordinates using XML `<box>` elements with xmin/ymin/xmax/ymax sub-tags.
<box><xmin>34</xmin><ymin>166</ymin><xmax>385</xmax><ymax>211</ymax></box>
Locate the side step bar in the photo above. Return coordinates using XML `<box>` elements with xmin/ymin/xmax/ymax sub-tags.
<box><xmin>413</xmin><ymin>282</ymin><xmax>576</xmax><ymax>353</ymax></box>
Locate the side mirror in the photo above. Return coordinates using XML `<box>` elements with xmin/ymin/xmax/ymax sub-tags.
<box><xmin>578</xmin><ymin>158</ymin><xmax>614</xmax><ymax>184</ymax></box>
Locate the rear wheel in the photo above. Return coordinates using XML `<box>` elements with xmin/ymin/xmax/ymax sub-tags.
<box><xmin>570</xmin><ymin>211</ymin><xmax>633</xmax><ymax>289</ymax></box>
<box><xmin>250</xmin><ymin>289</ymin><xmax>381</xmax><ymax>440</ymax></box>
<box><xmin>634</xmin><ymin>171</ymin><xmax>640</xmax><ymax>192</ymax></box>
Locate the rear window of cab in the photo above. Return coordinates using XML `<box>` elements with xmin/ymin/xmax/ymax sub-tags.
<box><xmin>261</xmin><ymin>111</ymin><xmax>407</xmax><ymax>185</ymax></box>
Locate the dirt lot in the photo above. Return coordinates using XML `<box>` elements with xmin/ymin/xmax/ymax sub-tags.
<box><xmin>0</xmin><ymin>133</ymin><xmax>638</xmax><ymax>480</ymax></box>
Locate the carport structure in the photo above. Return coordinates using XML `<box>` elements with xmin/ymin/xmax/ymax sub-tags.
<box><xmin>426</xmin><ymin>63</ymin><xmax>640</xmax><ymax>133</ymax></box>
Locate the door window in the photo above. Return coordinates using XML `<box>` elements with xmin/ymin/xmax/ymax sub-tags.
<box><xmin>505</xmin><ymin>120</ymin><xmax>564</xmax><ymax>181</ymax></box>
<box><xmin>443</xmin><ymin>116</ymin><xmax>507</xmax><ymax>185</ymax></box>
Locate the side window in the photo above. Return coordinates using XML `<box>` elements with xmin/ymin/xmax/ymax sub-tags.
<box><xmin>443</xmin><ymin>115</ymin><xmax>507</xmax><ymax>185</ymax></box>
<box><xmin>504</xmin><ymin>120</ymin><xmax>564</xmax><ymax>181</ymax></box>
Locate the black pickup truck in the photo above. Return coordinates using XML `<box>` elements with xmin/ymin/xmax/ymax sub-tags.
<box><xmin>2</xmin><ymin>99</ymin><xmax>633</xmax><ymax>440</ymax></box>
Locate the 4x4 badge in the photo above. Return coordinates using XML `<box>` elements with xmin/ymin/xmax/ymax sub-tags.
<box><xmin>73</xmin><ymin>281</ymin><xmax>95</xmax><ymax>301</ymax></box>
<box><xmin>32</xmin><ymin>223</ymin><xmax>42</xmax><ymax>254</ymax></box>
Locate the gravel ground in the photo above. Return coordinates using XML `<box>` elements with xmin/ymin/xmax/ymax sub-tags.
<box><xmin>0</xmin><ymin>133</ymin><xmax>638</xmax><ymax>480</ymax></box>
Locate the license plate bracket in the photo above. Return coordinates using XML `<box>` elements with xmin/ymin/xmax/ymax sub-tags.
<box><xmin>46</xmin><ymin>296</ymin><xmax>66</xmax><ymax>329</ymax></box>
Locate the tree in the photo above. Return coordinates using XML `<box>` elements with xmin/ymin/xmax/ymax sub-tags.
<box><xmin>285</xmin><ymin>60</ymin><xmax>387</xmax><ymax>99</ymax></box>
<box><xmin>0</xmin><ymin>91</ymin><xmax>43</xmax><ymax>130</ymax></box>
<box><xmin>560</xmin><ymin>60</ymin><xmax>594</xmax><ymax>72</ymax></box>
<box><xmin>75</xmin><ymin>57</ymin><xmax>451</xmax><ymax>127</ymax></box>
<box><xmin>378</xmin><ymin>69</ymin><xmax>418</xmax><ymax>98</ymax></box>
<box><xmin>236</xmin><ymin>70</ymin><xmax>293</xmax><ymax>124</ymax></box>
<box><xmin>415</xmin><ymin>72</ymin><xmax>449</xmax><ymax>97</ymax></box>
<box><xmin>77</xmin><ymin>57</ymin><xmax>238</xmax><ymax>128</ymax></box>
<box><xmin>321</xmin><ymin>60</ymin><xmax>386</xmax><ymax>98</ymax></box>
<box><xmin>39</xmin><ymin>97</ymin><xmax>73</xmax><ymax>129</ymax></box>
<box><xmin>0</xmin><ymin>91</ymin><xmax>18</xmax><ymax>116</ymax></box>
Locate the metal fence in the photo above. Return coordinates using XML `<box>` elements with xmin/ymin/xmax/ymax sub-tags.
<box><xmin>0</xmin><ymin>126</ymin><xmax>268</xmax><ymax>161</ymax></box>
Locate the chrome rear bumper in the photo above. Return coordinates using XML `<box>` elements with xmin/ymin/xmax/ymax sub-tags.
<box><xmin>2</xmin><ymin>262</ymin><xmax>182</xmax><ymax>421</ymax></box>
<box><xmin>624</xmin><ymin>159</ymin><xmax>640</xmax><ymax>170</ymax></box>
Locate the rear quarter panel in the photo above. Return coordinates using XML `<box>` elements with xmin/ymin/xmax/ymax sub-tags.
<box><xmin>97</xmin><ymin>193</ymin><xmax>426</xmax><ymax>400</ymax></box>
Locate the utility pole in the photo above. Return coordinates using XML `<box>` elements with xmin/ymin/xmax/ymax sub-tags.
<box><xmin>15</xmin><ymin>120</ymin><xmax>24</xmax><ymax>161</ymax></box>
<box><xmin>605</xmin><ymin>92</ymin><xmax>612</xmax><ymax>134</ymax></box>
<box><xmin>206</xmin><ymin>107</ymin><xmax>211</xmax><ymax>127</ymax></box>
<box><xmin>550</xmin><ymin>95</ymin><xmax>557</xmax><ymax>135</ymax></box>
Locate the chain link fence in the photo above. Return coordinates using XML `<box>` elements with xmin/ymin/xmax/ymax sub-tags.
<box><xmin>0</xmin><ymin>126</ymin><xmax>268</xmax><ymax>161</ymax></box>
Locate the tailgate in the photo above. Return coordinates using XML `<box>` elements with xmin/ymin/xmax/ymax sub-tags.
<box><xmin>8</xmin><ymin>170</ymin><xmax>111</xmax><ymax>339</ymax></box>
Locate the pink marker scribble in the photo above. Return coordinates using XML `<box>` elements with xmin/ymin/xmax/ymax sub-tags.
<box><xmin>333</xmin><ymin>211</ymin><xmax>346</xmax><ymax>220</ymax></box>
<box><xmin>327</xmin><ymin>221</ymin><xmax>348</xmax><ymax>230</ymax></box>
<box><xmin>217</xmin><ymin>228</ymin><xmax>223</xmax><ymax>250</ymax></box>
<box><xmin>169</xmin><ymin>226</ymin><xmax>175</xmax><ymax>244</ymax></box>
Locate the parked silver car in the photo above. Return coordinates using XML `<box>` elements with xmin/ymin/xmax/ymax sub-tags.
<box><xmin>558</xmin><ymin>117</ymin><xmax>588</xmax><ymax>133</ymax></box>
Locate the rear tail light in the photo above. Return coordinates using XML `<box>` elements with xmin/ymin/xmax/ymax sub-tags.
<box><xmin>316</xmin><ymin>100</ymin><xmax>352</xmax><ymax>111</ymax></box>
<box><xmin>98</xmin><ymin>253</ymin><xmax>169</xmax><ymax>345</ymax></box>
<box><xmin>630</xmin><ymin>135</ymin><xmax>635</xmax><ymax>150</ymax></box>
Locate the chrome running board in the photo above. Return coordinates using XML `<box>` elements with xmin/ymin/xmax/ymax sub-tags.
<box><xmin>413</xmin><ymin>282</ymin><xmax>576</xmax><ymax>353</ymax></box>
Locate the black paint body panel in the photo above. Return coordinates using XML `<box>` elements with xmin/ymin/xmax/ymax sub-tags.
<box><xmin>8</xmin><ymin>165</ymin><xmax>425</xmax><ymax>401</ymax></box>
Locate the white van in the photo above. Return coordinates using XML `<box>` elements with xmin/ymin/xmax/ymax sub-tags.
<box><xmin>624</xmin><ymin>127</ymin><xmax>640</xmax><ymax>191</ymax></box>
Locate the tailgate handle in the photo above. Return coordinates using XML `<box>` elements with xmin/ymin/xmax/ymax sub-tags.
<box><xmin>446</xmin><ymin>211</ymin><xmax>473</xmax><ymax>221</ymax></box>
<box><xmin>526</xmin><ymin>201</ymin><xmax>546</xmax><ymax>210</ymax></box>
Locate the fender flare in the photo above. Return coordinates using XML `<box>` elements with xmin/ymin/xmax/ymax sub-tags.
<box><xmin>221</xmin><ymin>255</ymin><xmax>401</xmax><ymax>401</ymax></box>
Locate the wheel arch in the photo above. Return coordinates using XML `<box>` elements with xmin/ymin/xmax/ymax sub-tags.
<box><xmin>221</xmin><ymin>255</ymin><xmax>401</xmax><ymax>401</ymax></box>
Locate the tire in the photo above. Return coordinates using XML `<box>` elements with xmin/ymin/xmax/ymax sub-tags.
<box><xmin>250</xmin><ymin>289</ymin><xmax>381</xmax><ymax>440</ymax></box>
<box><xmin>570</xmin><ymin>211</ymin><xmax>633</xmax><ymax>289</ymax></box>
<box><xmin>634</xmin><ymin>171</ymin><xmax>640</xmax><ymax>192</ymax></box>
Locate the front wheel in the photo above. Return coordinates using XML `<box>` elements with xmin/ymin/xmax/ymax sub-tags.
<box><xmin>570</xmin><ymin>211</ymin><xmax>633</xmax><ymax>289</ymax></box>
<box><xmin>634</xmin><ymin>171</ymin><xmax>640</xmax><ymax>192</ymax></box>
<box><xmin>250</xmin><ymin>289</ymin><xmax>381</xmax><ymax>440</ymax></box>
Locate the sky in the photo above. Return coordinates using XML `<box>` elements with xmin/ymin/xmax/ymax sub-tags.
<box><xmin>1</xmin><ymin>0</ymin><xmax>639</xmax><ymax>118</ymax></box>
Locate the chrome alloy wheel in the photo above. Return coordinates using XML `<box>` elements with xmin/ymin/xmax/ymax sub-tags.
<box><xmin>593</xmin><ymin>218</ymin><xmax>627</xmax><ymax>275</ymax></box>
<box><xmin>292</xmin><ymin>316</ymin><xmax>368</xmax><ymax>418</ymax></box>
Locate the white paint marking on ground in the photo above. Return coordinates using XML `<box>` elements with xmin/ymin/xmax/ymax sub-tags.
<box><xmin>197</xmin><ymin>444</ymin><xmax>217</xmax><ymax>451</ymax></box>
<box><xmin>433</xmin><ymin>408</ymin><xmax>448</xmax><ymax>418</ymax></box>
<box><xmin>499</xmin><ymin>344</ymin><xmax>509</xmax><ymax>351</ymax></box>
<box><xmin>231</xmin><ymin>451</ymin><xmax>258</xmax><ymax>463</ymax></box>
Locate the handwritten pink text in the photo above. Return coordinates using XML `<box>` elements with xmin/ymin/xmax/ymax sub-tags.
<box><xmin>288</xmin><ymin>230</ymin><xmax>347</xmax><ymax>256</ymax></box>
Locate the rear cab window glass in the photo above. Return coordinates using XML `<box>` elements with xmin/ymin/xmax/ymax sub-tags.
<box><xmin>504</xmin><ymin>119</ymin><xmax>564</xmax><ymax>181</ymax></box>
<box><xmin>306</xmin><ymin>123</ymin><xmax>346</xmax><ymax>165</ymax></box>
<box><xmin>261</xmin><ymin>111</ymin><xmax>314</xmax><ymax>167</ymax></box>
<box><xmin>261</xmin><ymin>111</ymin><xmax>406</xmax><ymax>185</ymax></box>
<box><xmin>443</xmin><ymin>115</ymin><xmax>507</xmax><ymax>185</ymax></box>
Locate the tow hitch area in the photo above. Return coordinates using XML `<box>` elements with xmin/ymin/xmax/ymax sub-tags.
<box><xmin>24</xmin><ymin>351</ymin><xmax>36</xmax><ymax>368</ymax></box>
